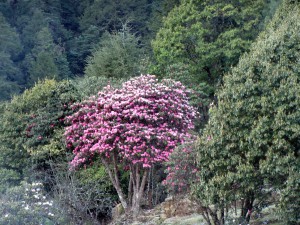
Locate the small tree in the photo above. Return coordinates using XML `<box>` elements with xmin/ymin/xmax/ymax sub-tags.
<box><xmin>65</xmin><ymin>75</ymin><xmax>197</xmax><ymax>217</ymax></box>
<box><xmin>0</xmin><ymin>79</ymin><xmax>79</xmax><ymax>195</ymax></box>
<box><xmin>163</xmin><ymin>140</ymin><xmax>198</xmax><ymax>195</ymax></box>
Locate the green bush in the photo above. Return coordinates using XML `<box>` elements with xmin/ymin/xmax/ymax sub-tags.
<box><xmin>194</xmin><ymin>0</ymin><xmax>300</xmax><ymax>224</ymax></box>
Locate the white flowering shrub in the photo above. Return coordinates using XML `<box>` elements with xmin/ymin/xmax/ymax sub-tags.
<box><xmin>0</xmin><ymin>181</ymin><xmax>67</xmax><ymax>225</ymax></box>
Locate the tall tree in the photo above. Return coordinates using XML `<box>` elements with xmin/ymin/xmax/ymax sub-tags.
<box><xmin>28</xmin><ymin>27</ymin><xmax>71</xmax><ymax>83</ymax></box>
<box><xmin>3</xmin><ymin>1</ymin><xmax>72</xmax><ymax>86</ymax></box>
<box><xmin>0</xmin><ymin>12</ymin><xmax>23</xmax><ymax>100</ymax></box>
<box><xmin>147</xmin><ymin>0</ymin><xmax>181</xmax><ymax>41</ymax></box>
<box><xmin>79</xmin><ymin>0</ymin><xmax>153</xmax><ymax>39</ymax></box>
<box><xmin>84</xmin><ymin>26</ymin><xmax>144</xmax><ymax>79</ymax></box>
<box><xmin>152</xmin><ymin>0</ymin><xmax>281</xmax><ymax>97</ymax></box>
<box><xmin>68</xmin><ymin>0</ymin><xmax>158</xmax><ymax>75</ymax></box>
<box><xmin>194</xmin><ymin>0</ymin><xmax>299</xmax><ymax>224</ymax></box>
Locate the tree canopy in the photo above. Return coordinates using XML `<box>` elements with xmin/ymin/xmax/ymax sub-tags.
<box><xmin>152</xmin><ymin>0</ymin><xmax>281</xmax><ymax>96</ymax></box>
<box><xmin>194</xmin><ymin>0</ymin><xmax>300</xmax><ymax>223</ymax></box>
<box><xmin>65</xmin><ymin>75</ymin><xmax>197</xmax><ymax>215</ymax></box>
<box><xmin>84</xmin><ymin>26</ymin><xmax>143</xmax><ymax>79</ymax></box>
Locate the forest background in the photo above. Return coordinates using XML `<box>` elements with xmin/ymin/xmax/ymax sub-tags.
<box><xmin>0</xmin><ymin>0</ymin><xmax>299</xmax><ymax>224</ymax></box>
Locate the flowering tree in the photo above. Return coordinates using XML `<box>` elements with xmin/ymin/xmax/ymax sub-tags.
<box><xmin>65</xmin><ymin>75</ymin><xmax>197</xmax><ymax>216</ymax></box>
<box><xmin>163</xmin><ymin>140</ymin><xmax>198</xmax><ymax>194</ymax></box>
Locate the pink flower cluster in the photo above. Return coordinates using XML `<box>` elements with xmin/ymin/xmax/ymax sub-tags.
<box><xmin>64</xmin><ymin>75</ymin><xmax>197</xmax><ymax>169</ymax></box>
<box><xmin>163</xmin><ymin>140</ymin><xmax>199</xmax><ymax>193</ymax></box>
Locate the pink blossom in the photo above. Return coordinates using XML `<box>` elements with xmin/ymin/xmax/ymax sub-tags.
<box><xmin>64</xmin><ymin>75</ymin><xmax>198</xmax><ymax>170</ymax></box>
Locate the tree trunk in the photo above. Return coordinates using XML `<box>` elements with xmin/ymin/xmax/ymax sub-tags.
<box><xmin>220</xmin><ymin>207</ymin><xmax>224</xmax><ymax>225</ymax></box>
<box><xmin>128</xmin><ymin>172</ymin><xmax>133</xmax><ymax>206</ymax></box>
<box><xmin>132</xmin><ymin>188</ymin><xmax>142</xmax><ymax>218</ymax></box>
<box><xmin>241</xmin><ymin>194</ymin><xmax>254</xmax><ymax>222</ymax></box>
<box><xmin>101</xmin><ymin>156</ymin><xmax>150</xmax><ymax>218</ymax></box>
<box><xmin>206</xmin><ymin>206</ymin><xmax>221</xmax><ymax>225</ymax></box>
<box><xmin>201</xmin><ymin>206</ymin><xmax>212</xmax><ymax>225</ymax></box>
<box><xmin>101</xmin><ymin>157</ymin><xmax>128</xmax><ymax>210</ymax></box>
<box><xmin>131</xmin><ymin>166</ymin><xmax>148</xmax><ymax>219</ymax></box>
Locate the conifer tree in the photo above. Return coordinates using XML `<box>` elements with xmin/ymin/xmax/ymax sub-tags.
<box><xmin>0</xmin><ymin>13</ymin><xmax>22</xmax><ymax>100</ymax></box>
<box><xmin>28</xmin><ymin>27</ymin><xmax>71</xmax><ymax>83</ymax></box>
<box><xmin>84</xmin><ymin>26</ymin><xmax>143</xmax><ymax>79</ymax></box>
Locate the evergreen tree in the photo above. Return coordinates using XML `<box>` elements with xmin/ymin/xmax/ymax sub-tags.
<box><xmin>28</xmin><ymin>27</ymin><xmax>71</xmax><ymax>83</ymax></box>
<box><xmin>79</xmin><ymin>0</ymin><xmax>153</xmax><ymax>38</ymax></box>
<box><xmin>0</xmin><ymin>79</ymin><xmax>79</xmax><ymax>193</ymax></box>
<box><xmin>152</xmin><ymin>0</ymin><xmax>281</xmax><ymax>97</ymax></box>
<box><xmin>67</xmin><ymin>25</ymin><xmax>101</xmax><ymax>75</ymax></box>
<box><xmin>194</xmin><ymin>1</ymin><xmax>300</xmax><ymax>224</ymax></box>
<box><xmin>147</xmin><ymin>0</ymin><xmax>181</xmax><ymax>41</ymax></box>
<box><xmin>0</xmin><ymin>55</ymin><xmax>22</xmax><ymax>101</ymax></box>
<box><xmin>18</xmin><ymin>8</ymin><xmax>48</xmax><ymax>52</ymax></box>
<box><xmin>0</xmin><ymin>12</ymin><xmax>23</xmax><ymax>100</ymax></box>
<box><xmin>84</xmin><ymin>26</ymin><xmax>143</xmax><ymax>79</ymax></box>
<box><xmin>0</xmin><ymin>76</ymin><xmax>20</xmax><ymax>102</ymax></box>
<box><xmin>5</xmin><ymin>1</ymin><xmax>72</xmax><ymax>86</ymax></box>
<box><xmin>60</xmin><ymin>0</ymin><xmax>82</xmax><ymax>31</ymax></box>
<box><xmin>0</xmin><ymin>13</ymin><xmax>22</xmax><ymax>58</ymax></box>
<box><xmin>67</xmin><ymin>0</ymin><xmax>156</xmax><ymax>75</ymax></box>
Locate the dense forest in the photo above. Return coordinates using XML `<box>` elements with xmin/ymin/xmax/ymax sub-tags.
<box><xmin>0</xmin><ymin>0</ymin><xmax>299</xmax><ymax>224</ymax></box>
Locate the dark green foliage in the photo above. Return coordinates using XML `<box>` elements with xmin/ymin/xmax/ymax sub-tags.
<box><xmin>0</xmin><ymin>0</ymin><xmax>167</xmax><ymax>96</ymax></box>
<box><xmin>0</xmin><ymin>2</ymin><xmax>72</xmax><ymax>98</ymax></box>
<box><xmin>0</xmin><ymin>13</ymin><xmax>22</xmax><ymax>58</ymax></box>
<box><xmin>68</xmin><ymin>0</ymin><xmax>158</xmax><ymax>75</ymax></box>
<box><xmin>67</xmin><ymin>25</ymin><xmax>101</xmax><ymax>75</ymax></box>
<box><xmin>0</xmin><ymin>13</ymin><xmax>23</xmax><ymax>100</ymax></box>
<box><xmin>145</xmin><ymin>0</ymin><xmax>181</xmax><ymax>42</ymax></box>
<box><xmin>152</xmin><ymin>0</ymin><xmax>281</xmax><ymax>97</ymax></box>
<box><xmin>0</xmin><ymin>65</ymin><xmax>21</xmax><ymax>101</ymax></box>
<box><xmin>27</xmin><ymin>27</ymin><xmax>71</xmax><ymax>83</ymax></box>
<box><xmin>18</xmin><ymin>9</ymin><xmax>49</xmax><ymax>52</ymax></box>
<box><xmin>84</xmin><ymin>26</ymin><xmax>144</xmax><ymax>79</ymax></box>
<box><xmin>0</xmin><ymin>79</ymin><xmax>79</xmax><ymax>194</ymax></box>
<box><xmin>194</xmin><ymin>1</ymin><xmax>300</xmax><ymax>224</ymax></box>
<box><xmin>0</xmin><ymin>101</ymin><xmax>31</xmax><ymax>193</ymax></box>
<box><xmin>59</xmin><ymin>0</ymin><xmax>82</xmax><ymax>31</ymax></box>
<box><xmin>79</xmin><ymin>0</ymin><xmax>154</xmax><ymax>39</ymax></box>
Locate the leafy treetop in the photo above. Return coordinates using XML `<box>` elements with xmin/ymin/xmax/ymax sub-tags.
<box><xmin>152</xmin><ymin>0</ymin><xmax>280</xmax><ymax>96</ymax></box>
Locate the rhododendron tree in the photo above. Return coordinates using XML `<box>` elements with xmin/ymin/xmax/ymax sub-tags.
<box><xmin>163</xmin><ymin>140</ymin><xmax>198</xmax><ymax>194</ymax></box>
<box><xmin>65</xmin><ymin>75</ymin><xmax>197</xmax><ymax>216</ymax></box>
